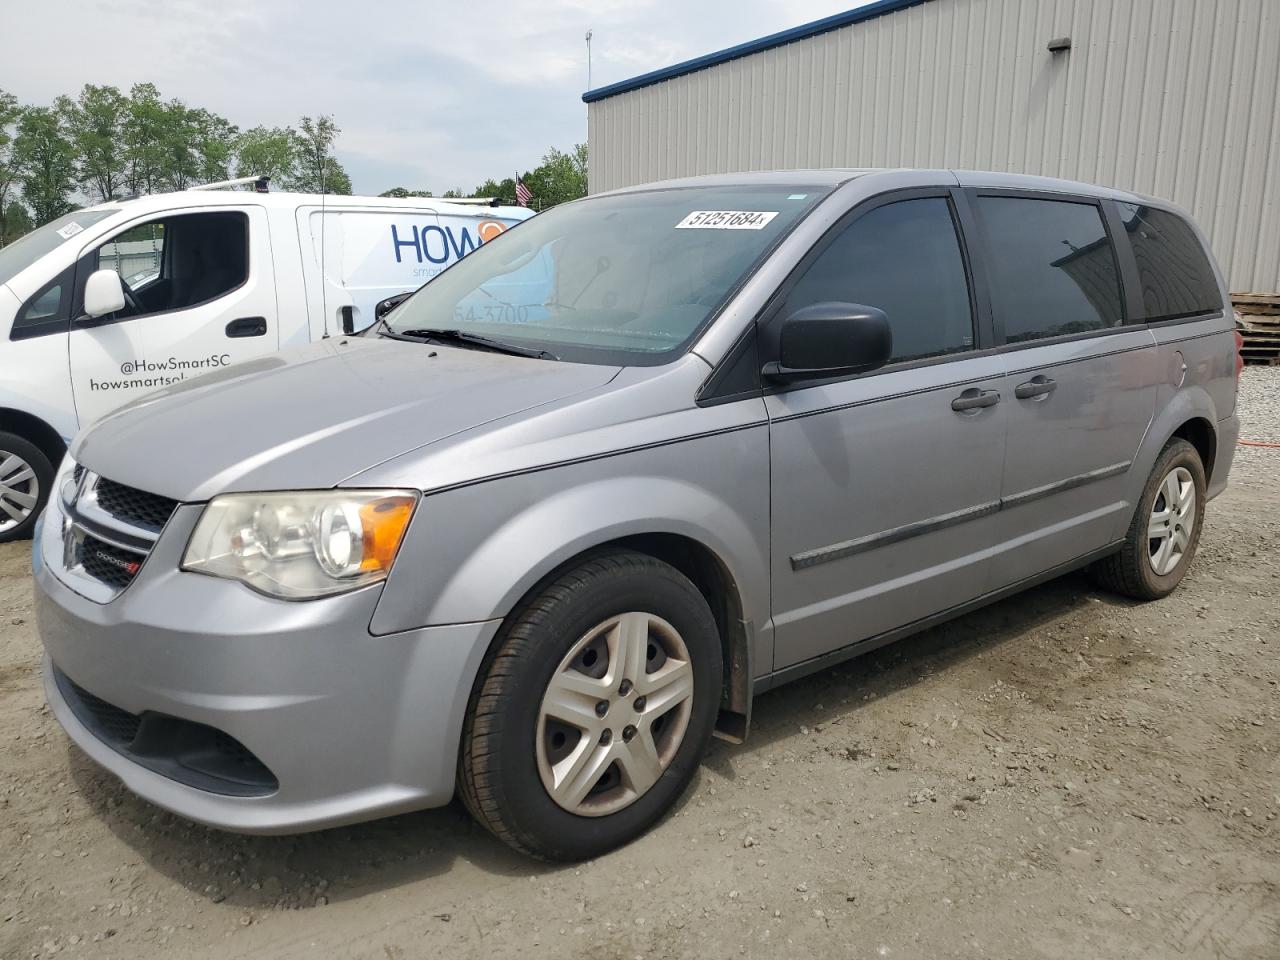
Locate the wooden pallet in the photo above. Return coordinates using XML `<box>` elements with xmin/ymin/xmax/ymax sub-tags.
<box><xmin>1239</xmin><ymin>314</ymin><xmax>1280</xmax><ymax>328</ymax></box>
<box><xmin>1233</xmin><ymin>293</ymin><xmax>1280</xmax><ymax>316</ymax></box>
<box><xmin>1240</xmin><ymin>320</ymin><xmax>1280</xmax><ymax>364</ymax></box>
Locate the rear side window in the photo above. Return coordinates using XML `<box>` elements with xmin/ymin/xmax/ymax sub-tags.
<box><xmin>977</xmin><ymin>197</ymin><xmax>1124</xmax><ymax>343</ymax></box>
<box><xmin>782</xmin><ymin>197</ymin><xmax>974</xmax><ymax>364</ymax></box>
<box><xmin>1116</xmin><ymin>203</ymin><xmax>1222</xmax><ymax>321</ymax></box>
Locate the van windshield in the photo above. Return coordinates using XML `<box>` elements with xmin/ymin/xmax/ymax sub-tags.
<box><xmin>0</xmin><ymin>209</ymin><xmax>117</xmax><ymax>288</ymax></box>
<box><xmin>382</xmin><ymin>185</ymin><xmax>829</xmax><ymax>364</ymax></box>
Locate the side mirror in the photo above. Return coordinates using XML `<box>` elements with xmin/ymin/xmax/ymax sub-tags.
<box><xmin>83</xmin><ymin>269</ymin><xmax>126</xmax><ymax>319</ymax></box>
<box><xmin>763</xmin><ymin>302</ymin><xmax>892</xmax><ymax>383</ymax></box>
<box><xmin>375</xmin><ymin>291</ymin><xmax>413</xmax><ymax>321</ymax></box>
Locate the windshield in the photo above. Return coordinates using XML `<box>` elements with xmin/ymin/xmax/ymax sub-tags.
<box><xmin>0</xmin><ymin>209</ymin><xmax>116</xmax><ymax>287</ymax></box>
<box><xmin>382</xmin><ymin>184</ymin><xmax>830</xmax><ymax>364</ymax></box>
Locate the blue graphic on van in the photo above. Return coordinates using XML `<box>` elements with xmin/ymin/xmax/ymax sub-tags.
<box><xmin>391</xmin><ymin>220</ymin><xmax>510</xmax><ymax>265</ymax></box>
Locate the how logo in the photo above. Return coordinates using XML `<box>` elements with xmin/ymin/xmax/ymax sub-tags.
<box><xmin>391</xmin><ymin>220</ymin><xmax>510</xmax><ymax>265</ymax></box>
<box><xmin>476</xmin><ymin>220</ymin><xmax>508</xmax><ymax>243</ymax></box>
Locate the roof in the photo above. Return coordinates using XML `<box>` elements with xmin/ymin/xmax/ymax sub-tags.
<box><xmin>593</xmin><ymin>168</ymin><xmax>1152</xmax><ymax>205</ymax></box>
<box><xmin>582</xmin><ymin>0</ymin><xmax>936</xmax><ymax>103</ymax></box>
<box><xmin>593</xmin><ymin>168</ymin><xmax>879</xmax><ymax>196</ymax></box>
<box><xmin>81</xmin><ymin>191</ymin><xmax>533</xmax><ymax>220</ymax></box>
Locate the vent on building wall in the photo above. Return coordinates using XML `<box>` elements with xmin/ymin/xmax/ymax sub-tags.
<box><xmin>1047</xmin><ymin>37</ymin><xmax>1072</xmax><ymax>53</ymax></box>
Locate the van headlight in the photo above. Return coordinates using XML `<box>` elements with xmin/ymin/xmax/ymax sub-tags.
<box><xmin>182</xmin><ymin>490</ymin><xmax>418</xmax><ymax>599</ymax></box>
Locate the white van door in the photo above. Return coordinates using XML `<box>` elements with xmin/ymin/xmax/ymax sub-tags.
<box><xmin>297</xmin><ymin>207</ymin><xmax>520</xmax><ymax>337</ymax></box>
<box><xmin>68</xmin><ymin>205</ymin><xmax>279</xmax><ymax>425</ymax></box>
<box><xmin>298</xmin><ymin>208</ymin><xmax>437</xmax><ymax>338</ymax></box>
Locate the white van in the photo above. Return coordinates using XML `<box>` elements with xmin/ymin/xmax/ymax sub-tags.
<box><xmin>0</xmin><ymin>189</ymin><xmax>533</xmax><ymax>541</ymax></box>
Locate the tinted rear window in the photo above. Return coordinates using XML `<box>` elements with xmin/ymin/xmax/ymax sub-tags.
<box><xmin>1116</xmin><ymin>203</ymin><xmax>1222</xmax><ymax>321</ymax></box>
<box><xmin>978</xmin><ymin>196</ymin><xmax>1124</xmax><ymax>344</ymax></box>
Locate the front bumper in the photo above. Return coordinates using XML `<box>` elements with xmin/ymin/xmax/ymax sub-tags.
<box><xmin>35</xmin><ymin>499</ymin><xmax>500</xmax><ymax>834</ymax></box>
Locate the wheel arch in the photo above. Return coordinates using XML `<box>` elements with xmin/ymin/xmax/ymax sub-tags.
<box><xmin>462</xmin><ymin>531</ymin><xmax>757</xmax><ymax>746</ymax></box>
<box><xmin>1131</xmin><ymin>386</ymin><xmax>1221</xmax><ymax>494</ymax></box>
<box><xmin>1169</xmin><ymin>416</ymin><xmax>1217</xmax><ymax>483</ymax></box>
<box><xmin>0</xmin><ymin>407</ymin><xmax>67</xmax><ymax>472</ymax></box>
<box><xmin>593</xmin><ymin>532</ymin><xmax>752</xmax><ymax>743</ymax></box>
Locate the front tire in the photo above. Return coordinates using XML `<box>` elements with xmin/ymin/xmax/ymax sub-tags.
<box><xmin>1091</xmin><ymin>439</ymin><xmax>1206</xmax><ymax>600</ymax></box>
<box><xmin>0</xmin><ymin>432</ymin><xmax>54</xmax><ymax>544</ymax></box>
<box><xmin>459</xmin><ymin>550</ymin><xmax>721</xmax><ymax>861</ymax></box>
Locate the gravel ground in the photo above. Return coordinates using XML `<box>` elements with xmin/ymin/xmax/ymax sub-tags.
<box><xmin>2</xmin><ymin>368</ymin><xmax>1278</xmax><ymax>960</ymax></box>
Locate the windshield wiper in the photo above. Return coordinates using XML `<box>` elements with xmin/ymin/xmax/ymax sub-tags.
<box><xmin>384</xmin><ymin>327</ymin><xmax>557</xmax><ymax>360</ymax></box>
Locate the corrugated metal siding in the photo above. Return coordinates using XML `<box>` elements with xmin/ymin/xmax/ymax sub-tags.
<box><xmin>587</xmin><ymin>0</ymin><xmax>1280</xmax><ymax>293</ymax></box>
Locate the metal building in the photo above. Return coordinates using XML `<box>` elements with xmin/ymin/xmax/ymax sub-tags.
<box><xmin>584</xmin><ymin>0</ymin><xmax>1280</xmax><ymax>294</ymax></box>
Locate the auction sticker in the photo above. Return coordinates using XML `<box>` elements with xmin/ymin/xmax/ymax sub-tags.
<box><xmin>675</xmin><ymin>210</ymin><xmax>778</xmax><ymax>230</ymax></box>
<box><xmin>56</xmin><ymin>221</ymin><xmax>85</xmax><ymax>239</ymax></box>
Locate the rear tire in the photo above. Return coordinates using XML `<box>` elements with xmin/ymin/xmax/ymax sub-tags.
<box><xmin>1091</xmin><ymin>439</ymin><xmax>1205</xmax><ymax>600</ymax></box>
<box><xmin>0</xmin><ymin>432</ymin><xmax>54</xmax><ymax>544</ymax></box>
<box><xmin>458</xmin><ymin>550</ymin><xmax>721</xmax><ymax>861</ymax></box>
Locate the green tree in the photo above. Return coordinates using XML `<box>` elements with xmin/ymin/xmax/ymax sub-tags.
<box><xmin>58</xmin><ymin>84</ymin><xmax>129</xmax><ymax>201</ymax></box>
<box><xmin>2</xmin><ymin>84</ymin><xmax>357</xmax><ymax>224</ymax></box>
<box><xmin>472</xmin><ymin>177</ymin><xmax>514</xmax><ymax>202</ymax></box>
<box><xmin>156</xmin><ymin>99</ymin><xmax>211</xmax><ymax>191</ymax></box>
<box><xmin>0</xmin><ymin>89</ymin><xmax>24</xmax><ymax>242</ymax></box>
<box><xmin>122</xmin><ymin>83</ymin><xmax>169</xmax><ymax>194</ymax></box>
<box><xmin>379</xmin><ymin>186</ymin><xmax>433</xmax><ymax>198</ymax></box>
<box><xmin>1</xmin><ymin>200</ymin><xmax>31</xmax><ymax>245</ymax></box>
<box><xmin>13</xmin><ymin>106</ymin><xmax>76</xmax><ymax>223</ymax></box>
<box><xmin>292</xmin><ymin>115</ymin><xmax>351</xmax><ymax>194</ymax></box>
<box><xmin>523</xmin><ymin>143</ymin><xmax>587</xmax><ymax>209</ymax></box>
<box><xmin>188</xmin><ymin>108</ymin><xmax>238</xmax><ymax>184</ymax></box>
<box><xmin>234</xmin><ymin>125</ymin><xmax>297</xmax><ymax>188</ymax></box>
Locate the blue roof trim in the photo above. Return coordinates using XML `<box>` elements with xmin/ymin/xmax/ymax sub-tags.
<box><xmin>582</xmin><ymin>0</ymin><xmax>936</xmax><ymax>104</ymax></box>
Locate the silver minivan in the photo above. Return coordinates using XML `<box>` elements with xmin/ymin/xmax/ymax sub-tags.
<box><xmin>35</xmin><ymin>169</ymin><xmax>1240</xmax><ymax>860</ymax></box>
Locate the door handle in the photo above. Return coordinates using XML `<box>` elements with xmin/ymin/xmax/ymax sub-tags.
<box><xmin>951</xmin><ymin>388</ymin><xmax>1001</xmax><ymax>412</ymax></box>
<box><xmin>225</xmin><ymin>316</ymin><xmax>267</xmax><ymax>338</ymax></box>
<box><xmin>1014</xmin><ymin>375</ymin><xmax>1058</xmax><ymax>400</ymax></box>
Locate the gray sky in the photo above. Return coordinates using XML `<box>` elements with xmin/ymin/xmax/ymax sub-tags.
<box><xmin>6</xmin><ymin>0</ymin><xmax>860</xmax><ymax>196</ymax></box>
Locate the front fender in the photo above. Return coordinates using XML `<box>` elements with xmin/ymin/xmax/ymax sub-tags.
<box><xmin>370</xmin><ymin>425</ymin><xmax>772</xmax><ymax>653</ymax></box>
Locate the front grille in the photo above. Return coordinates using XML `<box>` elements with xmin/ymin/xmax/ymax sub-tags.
<box><xmin>55</xmin><ymin>668</ymin><xmax>278</xmax><ymax>798</ymax></box>
<box><xmin>77</xmin><ymin>534</ymin><xmax>143</xmax><ymax>589</ymax></box>
<box><xmin>55</xmin><ymin>469</ymin><xmax>179</xmax><ymax>600</ymax></box>
<box><xmin>94</xmin><ymin>478</ymin><xmax>178</xmax><ymax>532</ymax></box>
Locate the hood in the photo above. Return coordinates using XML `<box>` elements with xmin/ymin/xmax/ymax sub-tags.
<box><xmin>73</xmin><ymin>337</ymin><xmax>620</xmax><ymax>501</ymax></box>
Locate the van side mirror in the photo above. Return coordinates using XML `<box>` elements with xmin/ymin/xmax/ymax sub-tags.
<box><xmin>83</xmin><ymin>269</ymin><xmax>126</xmax><ymax>319</ymax></box>
<box><xmin>762</xmin><ymin>302</ymin><xmax>893</xmax><ymax>384</ymax></box>
<box><xmin>375</xmin><ymin>291</ymin><xmax>413</xmax><ymax>322</ymax></box>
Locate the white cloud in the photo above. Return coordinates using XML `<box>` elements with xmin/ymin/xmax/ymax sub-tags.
<box><xmin>6</xmin><ymin>0</ymin><xmax>863</xmax><ymax>194</ymax></box>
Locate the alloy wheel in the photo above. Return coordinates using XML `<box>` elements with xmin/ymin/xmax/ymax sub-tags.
<box><xmin>1148</xmin><ymin>465</ymin><xmax>1195</xmax><ymax>576</ymax></box>
<box><xmin>0</xmin><ymin>450</ymin><xmax>39</xmax><ymax>534</ymax></box>
<box><xmin>536</xmin><ymin>612</ymin><xmax>694</xmax><ymax>817</ymax></box>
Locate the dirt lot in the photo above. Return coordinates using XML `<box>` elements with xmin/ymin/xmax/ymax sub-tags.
<box><xmin>2</xmin><ymin>369</ymin><xmax>1278</xmax><ymax>960</ymax></box>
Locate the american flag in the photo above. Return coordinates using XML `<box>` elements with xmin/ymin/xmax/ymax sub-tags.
<box><xmin>515</xmin><ymin>175</ymin><xmax>533</xmax><ymax>207</ymax></box>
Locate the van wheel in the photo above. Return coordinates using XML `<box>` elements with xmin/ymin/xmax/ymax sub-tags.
<box><xmin>0</xmin><ymin>432</ymin><xmax>53</xmax><ymax>544</ymax></box>
<box><xmin>459</xmin><ymin>550</ymin><xmax>721</xmax><ymax>861</ymax></box>
<box><xmin>1091</xmin><ymin>439</ymin><xmax>1205</xmax><ymax>600</ymax></box>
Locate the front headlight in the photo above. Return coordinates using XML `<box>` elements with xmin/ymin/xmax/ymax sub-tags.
<box><xmin>182</xmin><ymin>490</ymin><xmax>418</xmax><ymax>599</ymax></box>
